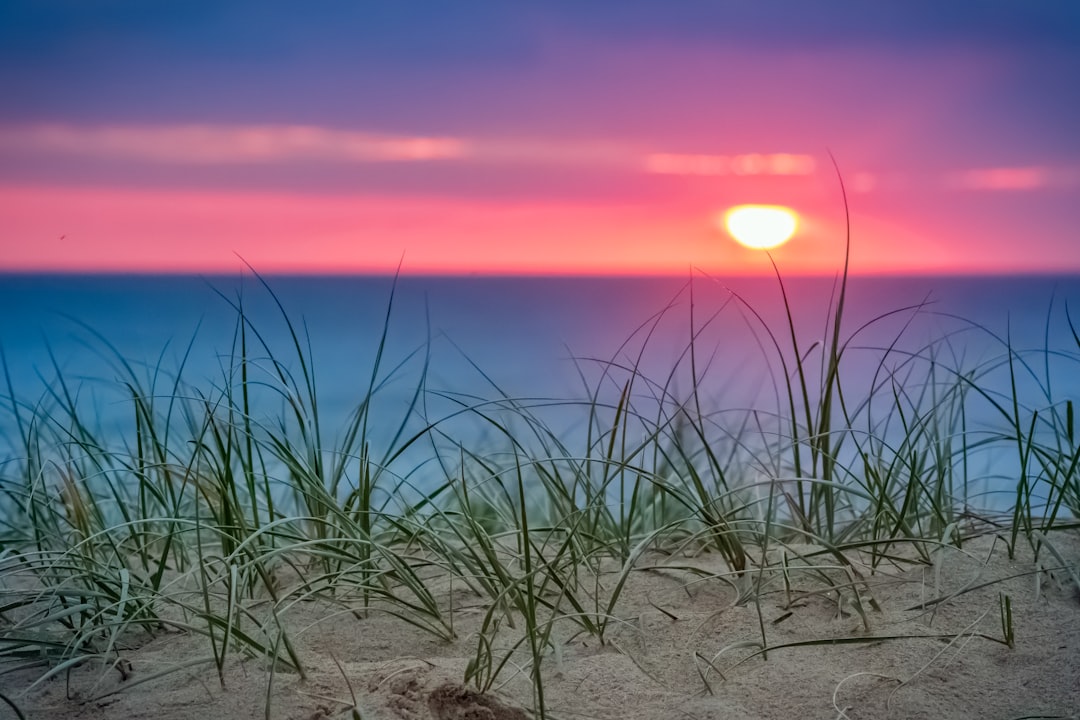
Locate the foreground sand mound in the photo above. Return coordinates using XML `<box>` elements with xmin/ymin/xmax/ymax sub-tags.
<box><xmin>5</xmin><ymin>533</ymin><xmax>1078</xmax><ymax>720</ymax></box>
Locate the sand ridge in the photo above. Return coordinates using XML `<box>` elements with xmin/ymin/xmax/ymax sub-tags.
<box><xmin>4</xmin><ymin>533</ymin><xmax>1078</xmax><ymax>720</ymax></box>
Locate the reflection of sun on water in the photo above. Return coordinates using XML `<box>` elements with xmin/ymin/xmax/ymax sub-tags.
<box><xmin>722</xmin><ymin>205</ymin><xmax>799</xmax><ymax>250</ymax></box>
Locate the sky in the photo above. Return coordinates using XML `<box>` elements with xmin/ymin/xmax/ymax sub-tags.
<box><xmin>0</xmin><ymin>1</ymin><xmax>1078</xmax><ymax>276</ymax></box>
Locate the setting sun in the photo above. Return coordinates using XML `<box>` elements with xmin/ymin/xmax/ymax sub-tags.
<box><xmin>722</xmin><ymin>205</ymin><xmax>799</xmax><ymax>250</ymax></box>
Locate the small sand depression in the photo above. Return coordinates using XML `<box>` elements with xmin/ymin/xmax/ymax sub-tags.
<box><xmin>3</xmin><ymin>533</ymin><xmax>1078</xmax><ymax>720</ymax></box>
<box><xmin>426</xmin><ymin>683</ymin><xmax>528</xmax><ymax>720</ymax></box>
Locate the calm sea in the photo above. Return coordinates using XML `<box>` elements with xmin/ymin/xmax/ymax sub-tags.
<box><xmin>2</xmin><ymin>274</ymin><xmax>1078</xmax><ymax>503</ymax></box>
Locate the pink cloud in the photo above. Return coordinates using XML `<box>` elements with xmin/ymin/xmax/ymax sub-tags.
<box><xmin>0</xmin><ymin>124</ymin><xmax>469</xmax><ymax>164</ymax></box>
<box><xmin>644</xmin><ymin>152</ymin><xmax>816</xmax><ymax>177</ymax></box>
<box><xmin>944</xmin><ymin>166</ymin><xmax>1079</xmax><ymax>191</ymax></box>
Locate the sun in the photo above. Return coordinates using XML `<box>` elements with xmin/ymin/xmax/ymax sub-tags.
<box><xmin>722</xmin><ymin>205</ymin><xmax>799</xmax><ymax>250</ymax></box>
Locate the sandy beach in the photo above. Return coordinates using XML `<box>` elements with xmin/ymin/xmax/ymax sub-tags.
<box><xmin>7</xmin><ymin>532</ymin><xmax>1077</xmax><ymax>720</ymax></box>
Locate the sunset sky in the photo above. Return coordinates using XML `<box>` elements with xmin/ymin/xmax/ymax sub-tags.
<box><xmin>1</xmin><ymin>1</ymin><xmax>1078</xmax><ymax>275</ymax></box>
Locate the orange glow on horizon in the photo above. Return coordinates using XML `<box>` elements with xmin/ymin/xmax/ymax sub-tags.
<box><xmin>0</xmin><ymin>185</ymin><xmax>722</xmax><ymax>275</ymax></box>
<box><xmin>0</xmin><ymin>184</ymin><xmax>1072</xmax><ymax>277</ymax></box>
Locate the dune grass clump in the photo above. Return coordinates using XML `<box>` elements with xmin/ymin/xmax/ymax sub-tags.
<box><xmin>1</xmin><ymin>246</ymin><xmax>1078</xmax><ymax>718</ymax></box>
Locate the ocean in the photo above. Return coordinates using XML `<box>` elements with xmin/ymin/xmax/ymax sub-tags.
<box><xmin>2</xmin><ymin>273</ymin><xmax>1079</xmax><ymax>507</ymax></box>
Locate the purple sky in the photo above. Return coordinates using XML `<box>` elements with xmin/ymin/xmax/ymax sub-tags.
<box><xmin>1</xmin><ymin>1</ymin><xmax>1077</xmax><ymax>274</ymax></box>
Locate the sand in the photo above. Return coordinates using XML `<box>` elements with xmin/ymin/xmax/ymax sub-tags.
<box><xmin>5</xmin><ymin>533</ymin><xmax>1078</xmax><ymax>720</ymax></box>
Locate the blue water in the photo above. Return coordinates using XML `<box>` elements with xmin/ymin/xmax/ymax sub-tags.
<box><xmin>2</xmin><ymin>273</ymin><xmax>1079</xmax><ymax>508</ymax></box>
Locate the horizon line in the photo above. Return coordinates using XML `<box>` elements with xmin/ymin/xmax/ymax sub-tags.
<box><xmin>3</xmin><ymin>268</ymin><xmax>1078</xmax><ymax>279</ymax></box>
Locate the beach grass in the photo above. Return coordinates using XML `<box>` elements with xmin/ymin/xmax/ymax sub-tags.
<box><xmin>1</xmin><ymin>248</ymin><xmax>1078</xmax><ymax>719</ymax></box>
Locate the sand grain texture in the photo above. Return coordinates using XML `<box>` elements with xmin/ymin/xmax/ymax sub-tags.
<box><xmin>5</xmin><ymin>534</ymin><xmax>1078</xmax><ymax>720</ymax></box>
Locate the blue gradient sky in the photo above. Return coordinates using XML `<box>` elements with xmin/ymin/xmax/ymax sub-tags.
<box><xmin>1</xmin><ymin>1</ymin><xmax>1077</xmax><ymax>274</ymax></box>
